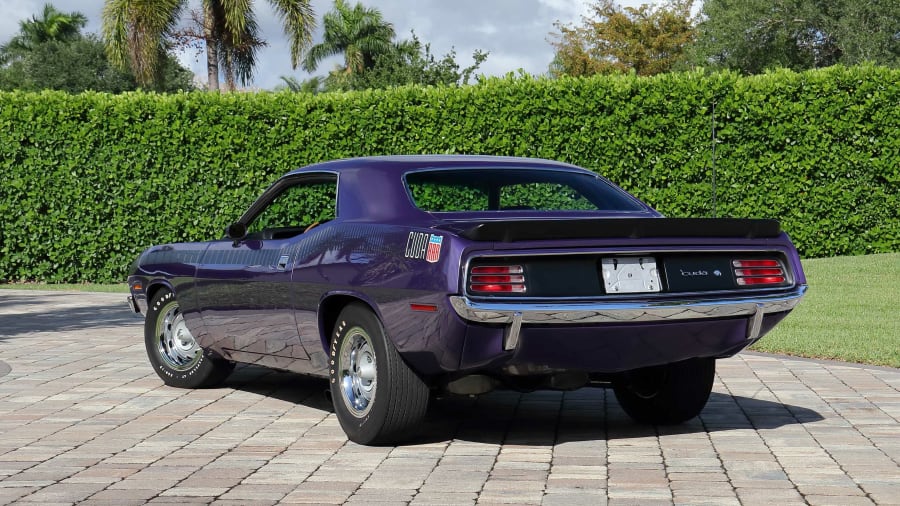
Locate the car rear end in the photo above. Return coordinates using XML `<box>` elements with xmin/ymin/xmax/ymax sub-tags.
<box><xmin>400</xmin><ymin>160</ymin><xmax>805</xmax><ymax>422</ymax></box>
<box><xmin>446</xmin><ymin>218</ymin><xmax>806</xmax><ymax>377</ymax></box>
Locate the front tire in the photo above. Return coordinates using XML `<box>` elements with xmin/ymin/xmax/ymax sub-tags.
<box><xmin>612</xmin><ymin>357</ymin><xmax>715</xmax><ymax>424</ymax></box>
<box><xmin>144</xmin><ymin>289</ymin><xmax>233</xmax><ymax>388</ymax></box>
<box><xmin>329</xmin><ymin>303</ymin><xmax>429</xmax><ymax>445</ymax></box>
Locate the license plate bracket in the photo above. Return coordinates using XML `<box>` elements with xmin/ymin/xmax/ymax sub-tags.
<box><xmin>601</xmin><ymin>257</ymin><xmax>661</xmax><ymax>294</ymax></box>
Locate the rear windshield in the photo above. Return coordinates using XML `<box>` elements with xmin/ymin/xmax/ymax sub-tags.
<box><xmin>405</xmin><ymin>168</ymin><xmax>645</xmax><ymax>212</ymax></box>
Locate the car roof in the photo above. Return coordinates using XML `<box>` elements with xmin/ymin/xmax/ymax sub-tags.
<box><xmin>281</xmin><ymin>156</ymin><xmax>610</xmax><ymax>222</ymax></box>
<box><xmin>285</xmin><ymin>155</ymin><xmax>593</xmax><ymax>176</ymax></box>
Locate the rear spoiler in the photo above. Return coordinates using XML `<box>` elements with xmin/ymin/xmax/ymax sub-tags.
<box><xmin>441</xmin><ymin>218</ymin><xmax>781</xmax><ymax>242</ymax></box>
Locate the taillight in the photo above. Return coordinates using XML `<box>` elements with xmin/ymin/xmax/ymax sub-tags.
<box><xmin>733</xmin><ymin>259</ymin><xmax>787</xmax><ymax>286</ymax></box>
<box><xmin>470</xmin><ymin>265</ymin><xmax>526</xmax><ymax>294</ymax></box>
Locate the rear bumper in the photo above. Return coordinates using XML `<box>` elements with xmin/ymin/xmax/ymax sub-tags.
<box><xmin>458</xmin><ymin>312</ymin><xmax>792</xmax><ymax>374</ymax></box>
<box><xmin>449</xmin><ymin>285</ymin><xmax>806</xmax><ymax>351</ymax></box>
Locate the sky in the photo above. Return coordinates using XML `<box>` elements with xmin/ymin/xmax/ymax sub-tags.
<box><xmin>0</xmin><ymin>0</ymin><xmax>648</xmax><ymax>90</ymax></box>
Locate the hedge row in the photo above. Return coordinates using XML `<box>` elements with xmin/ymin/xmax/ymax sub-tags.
<box><xmin>1</xmin><ymin>65</ymin><xmax>897</xmax><ymax>283</ymax></box>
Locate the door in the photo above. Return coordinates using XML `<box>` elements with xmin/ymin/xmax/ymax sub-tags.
<box><xmin>194</xmin><ymin>173</ymin><xmax>338</xmax><ymax>363</ymax></box>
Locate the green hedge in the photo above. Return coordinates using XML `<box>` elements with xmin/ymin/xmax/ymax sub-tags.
<box><xmin>1</xmin><ymin>65</ymin><xmax>897</xmax><ymax>283</ymax></box>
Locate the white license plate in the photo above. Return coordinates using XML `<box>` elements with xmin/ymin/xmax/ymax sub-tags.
<box><xmin>601</xmin><ymin>257</ymin><xmax>661</xmax><ymax>293</ymax></box>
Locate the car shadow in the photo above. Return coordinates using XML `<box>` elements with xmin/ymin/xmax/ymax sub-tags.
<box><xmin>223</xmin><ymin>365</ymin><xmax>336</xmax><ymax>412</ymax></box>
<box><xmin>224</xmin><ymin>367</ymin><xmax>824</xmax><ymax>445</ymax></box>
<box><xmin>0</xmin><ymin>293</ymin><xmax>140</xmax><ymax>341</ymax></box>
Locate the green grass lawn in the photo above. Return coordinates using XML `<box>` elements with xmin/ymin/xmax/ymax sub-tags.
<box><xmin>751</xmin><ymin>252</ymin><xmax>899</xmax><ymax>368</ymax></box>
<box><xmin>2</xmin><ymin>253</ymin><xmax>897</xmax><ymax>368</ymax></box>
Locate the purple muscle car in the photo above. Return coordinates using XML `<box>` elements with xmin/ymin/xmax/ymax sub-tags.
<box><xmin>127</xmin><ymin>155</ymin><xmax>806</xmax><ymax>444</ymax></box>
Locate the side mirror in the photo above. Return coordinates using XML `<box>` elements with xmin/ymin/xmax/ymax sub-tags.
<box><xmin>226</xmin><ymin>222</ymin><xmax>247</xmax><ymax>245</ymax></box>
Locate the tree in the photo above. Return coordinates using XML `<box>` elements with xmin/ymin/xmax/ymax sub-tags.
<box><xmin>301</xmin><ymin>0</ymin><xmax>395</xmax><ymax>75</ymax></box>
<box><xmin>833</xmin><ymin>1</ymin><xmax>900</xmax><ymax>66</ymax></box>
<box><xmin>549</xmin><ymin>0</ymin><xmax>696</xmax><ymax>77</ymax></box>
<box><xmin>693</xmin><ymin>0</ymin><xmax>900</xmax><ymax>74</ymax></box>
<box><xmin>102</xmin><ymin>0</ymin><xmax>315</xmax><ymax>91</ymax></box>
<box><xmin>284</xmin><ymin>32</ymin><xmax>488</xmax><ymax>93</ymax></box>
<box><xmin>0</xmin><ymin>34</ymin><xmax>194</xmax><ymax>93</ymax></box>
<box><xmin>1</xmin><ymin>3</ymin><xmax>87</xmax><ymax>63</ymax></box>
<box><xmin>348</xmin><ymin>33</ymin><xmax>488</xmax><ymax>90</ymax></box>
<box><xmin>278</xmin><ymin>75</ymin><xmax>324</xmax><ymax>94</ymax></box>
<box><xmin>1</xmin><ymin>4</ymin><xmax>193</xmax><ymax>93</ymax></box>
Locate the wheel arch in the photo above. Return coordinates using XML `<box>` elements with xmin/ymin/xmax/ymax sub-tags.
<box><xmin>317</xmin><ymin>292</ymin><xmax>382</xmax><ymax>353</ymax></box>
<box><xmin>145</xmin><ymin>280</ymin><xmax>176</xmax><ymax>305</ymax></box>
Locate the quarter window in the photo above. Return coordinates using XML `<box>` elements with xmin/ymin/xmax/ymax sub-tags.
<box><xmin>247</xmin><ymin>179</ymin><xmax>336</xmax><ymax>237</ymax></box>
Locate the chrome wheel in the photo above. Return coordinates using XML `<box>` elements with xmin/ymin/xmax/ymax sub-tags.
<box><xmin>339</xmin><ymin>327</ymin><xmax>377</xmax><ymax>416</ymax></box>
<box><xmin>329</xmin><ymin>303</ymin><xmax>429</xmax><ymax>444</ymax></box>
<box><xmin>155</xmin><ymin>302</ymin><xmax>200</xmax><ymax>371</ymax></box>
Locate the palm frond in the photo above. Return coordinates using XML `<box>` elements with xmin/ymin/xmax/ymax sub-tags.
<box><xmin>301</xmin><ymin>0</ymin><xmax>394</xmax><ymax>74</ymax></box>
<box><xmin>218</xmin><ymin>0</ymin><xmax>253</xmax><ymax>37</ymax></box>
<box><xmin>302</xmin><ymin>39</ymin><xmax>339</xmax><ymax>72</ymax></box>
<box><xmin>269</xmin><ymin>0</ymin><xmax>316</xmax><ymax>68</ymax></box>
<box><xmin>102</xmin><ymin>0</ymin><xmax>184</xmax><ymax>86</ymax></box>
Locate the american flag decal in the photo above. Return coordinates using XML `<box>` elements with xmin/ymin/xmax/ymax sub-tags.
<box><xmin>425</xmin><ymin>234</ymin><xmax>443</xmax><ymax>263</ymax></box>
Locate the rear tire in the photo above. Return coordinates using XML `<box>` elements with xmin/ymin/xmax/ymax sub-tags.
<box><xmin>144</xmin><ymin>289</ymin><xmax>233</xmax><ymax>388</ymax></box>
<box><xmin>329</xmin><ymin>303</ymin><xmax>429</xmax><ymax>445</ymax></box>
<box><xmin>612</xmin><ymin>357</ymin><xmax>715</xmax><ymax>424</ymax></box>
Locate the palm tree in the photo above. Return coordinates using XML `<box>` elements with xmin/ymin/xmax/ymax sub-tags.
<box><xmin>279</xmin><ymin>75</ymin><xmax>324</xmax><ymax>94</ymax></box>
<box><xmin>1</xmin><ymin>4</ymin><xmax>87</xmax><ymax>62</ymax></box>
<box><xmin>302</xmin><ymin>0</ymin><xmax>395</xmax><ymax>75</ymax></box>
<box><xmin>102</xmin><ymin>0</ymin><xmax>315</xmax><ymax>91</ymax></box>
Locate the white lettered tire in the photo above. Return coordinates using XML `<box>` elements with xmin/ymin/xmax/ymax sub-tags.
<box><xmin>329</xmin><ymin>303</ymin><xmax>429</xmax><ymax>444</ymax></box>
<box><xmin>144</xmin><ymin>289</ymin><xmax>233</xmax><ymax>388</ymax></box>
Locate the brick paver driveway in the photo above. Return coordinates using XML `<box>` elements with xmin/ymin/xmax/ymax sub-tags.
<box><xmin>0</xmin><ymin>290</ymin><xmax>898</xmax><ymax>505</ymax></box>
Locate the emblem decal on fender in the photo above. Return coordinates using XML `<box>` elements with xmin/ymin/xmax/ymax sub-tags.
<box><xmin>425</xmin><ymin>235</ymin><xmax>443</xmax><ymax>263</ymax></box>
<box><xmin>405</xmin><ymin>232</ymin><xmax>443</xmax><ymax>263</ymax></box>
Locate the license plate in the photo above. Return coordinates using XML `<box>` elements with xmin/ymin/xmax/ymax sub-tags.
<box><xmin>601</xmin><ymin>257</ymin><xmax>661</xmax><ymax>293</ymax></box>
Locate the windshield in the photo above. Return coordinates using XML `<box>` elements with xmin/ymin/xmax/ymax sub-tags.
<box><xmin>405</xmin><ymin>168</ymin><xmax>645</xmax><ymax>213</ymax></box>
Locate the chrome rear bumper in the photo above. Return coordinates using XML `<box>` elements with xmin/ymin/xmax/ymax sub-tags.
<box><xmin>449</xmin><ymin>285</ymin><xmax>807</xmax><ymax>351</ymax></box>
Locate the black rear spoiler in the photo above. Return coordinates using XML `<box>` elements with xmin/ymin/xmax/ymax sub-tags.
<box><xmin>441</xmin><ymin>218</ymin><xmax>781</xmax><ymax>242</ymax></box>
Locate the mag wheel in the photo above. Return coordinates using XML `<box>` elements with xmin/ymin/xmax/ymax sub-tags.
<box><xmin>329</xmin><ymin>303</ymin><xmax>429</xmax><ymax>445</ymax></box>
<box><xmin>612</xmin><ymin>357</ymin><xmax>715</xmax><ymax>424</ymax></box>
<box><xmin>145</xmin><ymin>289</ymin><xmax>233</xmax><ymax>388</ymax></box>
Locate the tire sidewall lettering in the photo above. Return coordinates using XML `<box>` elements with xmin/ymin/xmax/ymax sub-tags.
<box><xmin>144</xmin><ymin>288</ymin><xmax>231</xmax><ymax>389</ymax></box>
<box><xmin>330</xmin><ymin>313</ymin><xmax>378</xmax><ymax>431</ymax></box>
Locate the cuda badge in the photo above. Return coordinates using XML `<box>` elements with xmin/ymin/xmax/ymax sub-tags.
<box><xmin>405</xmin><ymin>232</ymin><xmax>443</xmax><ymax>263</ymax></box>
<box><xmin>276</xmin><ymin>255</ymin><xmax>290</xmax><ymax>270</ymax></box>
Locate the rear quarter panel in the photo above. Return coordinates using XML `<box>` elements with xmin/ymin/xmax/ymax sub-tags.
<box><xmin>291</xmin><ymin>221</ymin><xmax>469</xmax><ymax>375</ymax></box>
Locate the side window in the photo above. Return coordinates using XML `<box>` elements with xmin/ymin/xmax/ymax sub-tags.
<box><xmin>248</xmin><ymin>180</ymin><xmax>336</xmax><ymax>237</ymax></box>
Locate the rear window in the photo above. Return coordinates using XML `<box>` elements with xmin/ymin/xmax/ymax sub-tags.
<box><xmin>405</xmin><ymin>168</ymin><xmax>644</xmax><ymax>212</ymax></box>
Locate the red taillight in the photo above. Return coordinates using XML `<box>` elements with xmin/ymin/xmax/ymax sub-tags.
<box><xmin>737</xmin><ymin>276</ymin><xmax>786</xmax><ymax>286</ymax></box>
<box><xmin>733</xmin><ymin>259</ymin><xmax>780</xmax><ymax>268</ymax></box>
<box><xmin>470</xmin><ymin>265</ymin><xmax>526</xmax><ymax>294</ymax></box>
<box><xmin>470</xmin><ymin>274</ymin><xmax>525</xmax><ymax>284</ymax></box>
<box><xmin>471</xmin><ymin>284</ymin><xmax>526</xmax><ymax>293</ymax></box>
<box><xmin>472</xmin><ymin>266</ymin><xmax>523</xmax><ymax>274</ymax></box>
<box><xmin>734</xmin><ymin>268</ymin><xmax>783</xmax><ymax>277</ymax></box>
<box><xmin>733</xmin><ymin>259</ymin><xmax>787</xmax><ymax>287</ymax></box>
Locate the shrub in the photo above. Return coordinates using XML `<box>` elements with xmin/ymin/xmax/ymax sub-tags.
<box><xmin>1</xmin><ymin>65</ymin><xmax>896</xmax><ymax>282</ymax></box>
